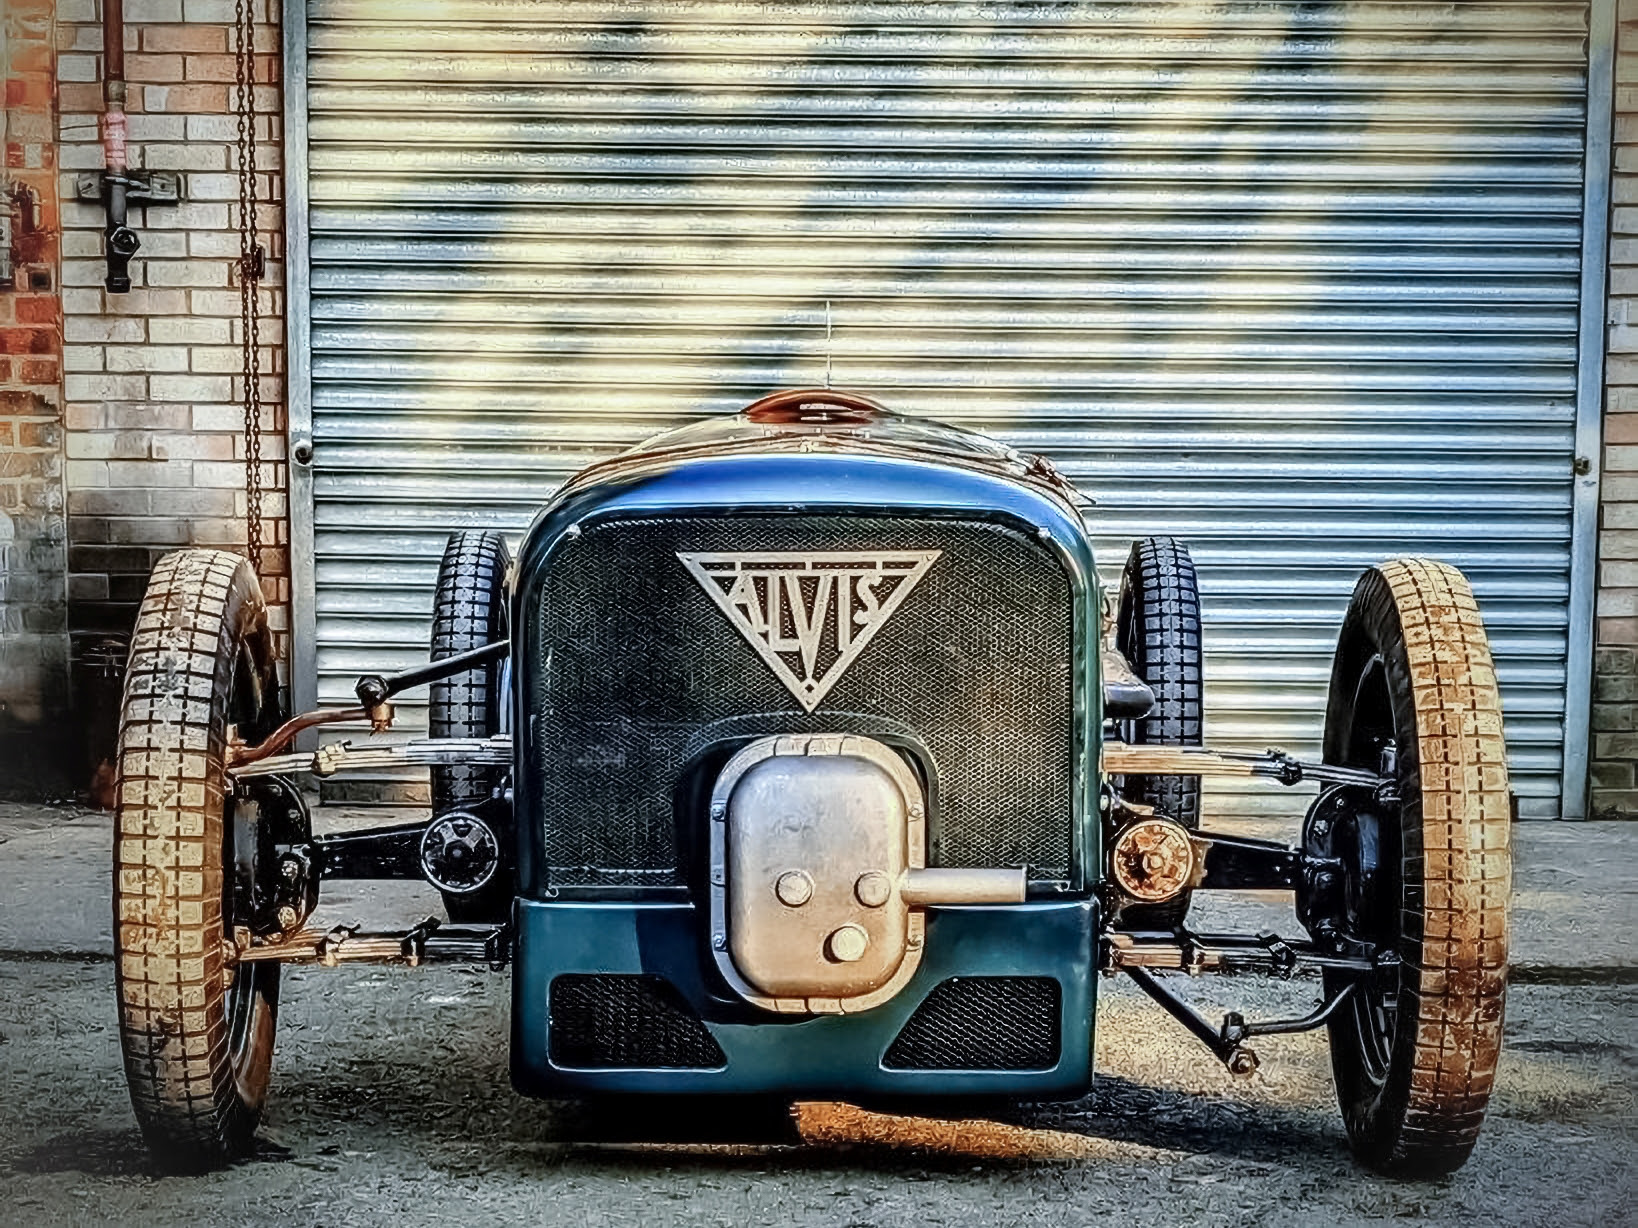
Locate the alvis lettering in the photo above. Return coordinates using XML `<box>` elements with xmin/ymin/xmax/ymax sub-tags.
<box><xmin>678</xmin><ymin>550</ymin><xmax>942</xmax><ymax>711</ymax></box>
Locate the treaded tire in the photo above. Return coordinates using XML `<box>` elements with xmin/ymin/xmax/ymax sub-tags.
<box><xmin>429</xmin><ymin>531</ymin><xmax>511</xmax><ymax>922</ymax></box>
<box><xmin>1114</xmin><ymin>536</ymin><xmax>1204</xmax><ymax>930</ymax></box>
<box><xmin>115</xmin><ymin>549</ymin><xmax>282</xmax><ymax>1171</ymax></box>
<box><xmin>1323</xmin><ymin>558</ymin><xmax>1510</xmax><ymax>1178</ymax></box>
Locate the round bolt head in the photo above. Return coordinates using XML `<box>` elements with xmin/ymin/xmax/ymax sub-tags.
<box><xmin>826</xmin><ymin>923</ymin><xmax>870</xmax><ymax>963</ymax></box>
<box><xmin>774</xmin><ymin>870</ymin><xmax>814</xmax><ymax>907</ymax></box>
<box><xmin>854</xmin><ymin>871</ymin><xmax>892</xmax><ymax>908</ymax></box>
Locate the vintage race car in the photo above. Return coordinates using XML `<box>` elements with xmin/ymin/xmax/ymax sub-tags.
<box><xmin>113</xmin><ymin>388</ymin><xmax>1509</xmax><ymax>1177</ymax></box>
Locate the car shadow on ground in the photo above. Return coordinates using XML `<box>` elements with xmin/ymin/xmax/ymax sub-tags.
<box><xmin>252</xmin><ymin>1055</ymin><xmax>1342</xmax><ymax>1178</ymax></box>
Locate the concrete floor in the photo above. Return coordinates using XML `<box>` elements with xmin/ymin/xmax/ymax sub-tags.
<box><xmin>1</xmin><ymin>803</ymin><xmax>1633</xmax><ymax>1227</ymax></box>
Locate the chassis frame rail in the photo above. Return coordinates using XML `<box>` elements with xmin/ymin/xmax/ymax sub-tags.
<box><xmin>236</xmin><ymin>916</ymin><xmax>510</xmax><ymax>969</ymax></box>
<box><xmin>229</xmin><ymin>735</ymin><xmax>513</xmax><ymax>779</ymax></box>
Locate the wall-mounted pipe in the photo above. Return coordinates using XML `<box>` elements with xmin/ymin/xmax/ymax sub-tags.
<box><xmin>101</xmin><ymin>0</ymin><xmax>139</xmax><ymax>293</ymax></box>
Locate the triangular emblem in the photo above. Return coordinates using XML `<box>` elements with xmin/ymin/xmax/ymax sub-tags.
<box><xmin>679</xmin><ymin>549</ymin><xmax>942</xmax><ymax>712</ymax></box>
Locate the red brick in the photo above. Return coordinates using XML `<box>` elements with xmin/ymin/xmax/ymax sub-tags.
<box><xmin>142</xmin><ymin>26</ymin><xmax>229</xmax><ymax>54</ymax></box>
<box><xmin>6</xmin><ymin>0</ymin><xmax>54</xmax><ymax>27</ymax></box>
<box><xmin>16</xmin><ymin>421</ymin><xmax>60</xmax><ymax>449</ymax></box>
<box><xmin>0</xmin><ymin>327</ymin><xmax>60</xmax><ymax>356</ymax></box>
<box><xmin>57</xmin><ymin>83</ymin><xmax>103</xmax><ymax>112</ymax></box>
<box><xmin>7</xmin><ymin>42</ymin><xmax>54</xmax><ymax>75</ymax></box>
<box><xmin>15</xmin><ymin>296</ymin><xmax>60</xmax><ymax>326</ymax></box>
<box><xmin>126</xmin><ymin>54</ymin><xmax>186</xmax><ymax>83</ymax></box>
<box><xmin>185</xmin><ymin>54</ymin><xmax>239</xmax><ymax>83</ymax></box>
<box><xmin>18</xmin><ymin>358</ymin><xmax>59</xmax><ymax>385</ymax></box>
<box><xmin>146</xmin><ymin>83</ymin><xmax>229</xmax><ymax>114</ymax></box>
<box><xmin>5</xmin><ymin>74</ymin><xmax>53</xmax><ymax>111</ymax></box>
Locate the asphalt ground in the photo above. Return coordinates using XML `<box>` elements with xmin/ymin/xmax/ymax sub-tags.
<box><xmin>1</xmin><ymin>803</ymin><xmax>1634</xmax><ymax>1227</ymax></box>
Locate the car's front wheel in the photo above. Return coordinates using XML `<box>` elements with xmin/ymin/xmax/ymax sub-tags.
<box><xmin>114</xmin><ymin>549</ymin><xmax>283</xmax><ymax>1170</ymax></box>
<box><xmin>1321</xmin><ymin>558</ymin><xmax>1510</xmax><ymax>1178</ymax></box>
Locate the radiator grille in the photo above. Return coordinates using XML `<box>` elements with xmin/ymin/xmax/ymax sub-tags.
<box><xmin>549</xmin><ymin>975</ymin><xmax>725</xmax><ymax>1070</ymax></box>
<box><xmin>530</xmin><ymin>513</ymin><xmax>1074</xmax><ymax>888</ymax></box>
<box><xmin>883</xmin><ymin>976</ymin><xmax>1062</xmax><ymax>1071</ymax></box>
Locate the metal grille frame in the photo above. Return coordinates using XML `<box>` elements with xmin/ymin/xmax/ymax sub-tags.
<box><xmin>522</xmin><ymin>510</ymin><xmax>1076</xmax><ymax>891</ymax></box>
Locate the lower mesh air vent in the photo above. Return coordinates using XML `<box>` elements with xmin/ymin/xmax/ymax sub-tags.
<box><xmin>883</xmin><ymin>976</ymin><xmax>1061</xmax><ymax>1071</ymax></box>
<box><xmin>549</xmin><ymin>974</ymin><xmax>725</xmax><ymax>1069</ymax></box>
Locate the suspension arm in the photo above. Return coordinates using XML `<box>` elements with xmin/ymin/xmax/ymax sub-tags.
<box><xmin>1104</xmin><ymin>930</ymin><xmax>1378</xmax><ymax>977</ymax></box>
<box><xmin>229</xmin><ymin>735</ymin><xmax>512</xmax><ymax>780</ymax></box>
<box><xmin>355</xmin><ymin>639</ymin><xmax>509</xmax><ymax>708</ymax></box>
<box><xmin>1125</xmin><ymin>967</ymin><xmax>1363</xmax><ymax>1078</ymax></box>
<box><xmin>1124</xmin><ymin>966</ymin><xmax>1260</xmax><ymax>1076</ymax></box>
<box><xmin>1102</xmin><ymin>745</ymin><xmax>1385</xmax><ymax>790</ymax></box>
<box><xmin>236</xmin><ymin>917</ymin><xmax>510</xmax><ymax>969</ymax></box>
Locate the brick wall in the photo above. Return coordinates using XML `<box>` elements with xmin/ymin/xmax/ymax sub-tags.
<box><xmin>1599</xmin><ymin>1</ymin><xmax>1638</xmax><ymax>818</ymax></box>
<box><xmin>55</xmin><ymin>0</ymin><xmax>287</xmax><ymax>781</ymax></box>
<box><xmin>0</xmin><ymin>0</ymin><xmax>70</xmax><ymax>787</ymax></box>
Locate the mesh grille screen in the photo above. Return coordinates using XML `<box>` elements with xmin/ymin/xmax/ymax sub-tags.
<box><xmin>549</xmin><ymin>975</ymin><xmax>725</xmax><ymax>1069</ymax></box>
<box><xmin>883</xmin><ymin>976</ymin><xmax>1062</xmax><ymax>1071</ymax></box>
<box><xmin>531</xmin><ymin>513</ymin><xmax>1074</xmax><ymax>887</ymax></box>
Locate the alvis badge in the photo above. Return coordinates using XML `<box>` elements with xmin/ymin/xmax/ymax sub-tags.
<box><xmin>677</xmin><ymin>550</ymin><xmax>942</xmax><ymax>711</ymax></box>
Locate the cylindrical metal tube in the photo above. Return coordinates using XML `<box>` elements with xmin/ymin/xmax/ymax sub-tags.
<box><xmin>900</xmin><ymin>867</ymin><xmax>1027</xmax><ymax>906</ymax></box>
<box><xmin>102</xmin><ymin>0</ymin><xmax>127</xmax><ymax>172</ymax></box>
<box><xmin>103</xmin><ymin>0</ymin><xmax>124</xmax><ymax>85</ymax></box>
<box><xmin>101</xmin><ymin>0</ymin><xmax>134</xmax><ymax>292</ymax></box>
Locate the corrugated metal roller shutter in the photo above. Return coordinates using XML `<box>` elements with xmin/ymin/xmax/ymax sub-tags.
<box><xmin>302</xmin><ymin>0</ymin><xmax>1588</xmax><ymax>816</ymax></box>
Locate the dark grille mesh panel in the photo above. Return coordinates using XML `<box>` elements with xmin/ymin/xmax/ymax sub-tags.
<box><xmin>531</xmin><ymin>513</ymin><xmax>1074</xmax><ymax>887</ymax></box>
<box><xmin>549</xmin><ymin>975</ymin><xmax>725</xmax><ymax>1069</ymax></box>
<box><xmin>883</xmin><ymin>976</ymin><xmax>1062</xmax><ymax>1071</ymax></box>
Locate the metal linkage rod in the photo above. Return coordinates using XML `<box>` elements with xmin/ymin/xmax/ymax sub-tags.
<box><xmin>1125</xmin><ymin>966</ymin><xmax>1259</xmax><ymax>1076</ymax></box>
<box><xmin>1221</xmin><ymin>982</ymin><xmax>1358</xmax><ymax>1046</ymax></box>
<box><xmin>355</xmin><ymin>639</ymin><xmax>509</xmax><ymax>709</ymax></box>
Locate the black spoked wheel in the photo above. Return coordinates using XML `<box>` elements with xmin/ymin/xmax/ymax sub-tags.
<box><xmin>115</xmin><ymin>549</ymin><xmax>284</xmax><ymax>1170</ymax></box>
<box><xmin>1114</xmin><ymin>536</ymin><xmax>1204</xmax><ymax>930</ymax></box>
<box><xmin>1320</xmin><ymin>558</ymin><xmax>1510</xmax><ymax>1178</ymax></box>
<box><xmin>429</xmin><ymin>531</ymin><xmax>512</xmax><ymax>922</ymax></box>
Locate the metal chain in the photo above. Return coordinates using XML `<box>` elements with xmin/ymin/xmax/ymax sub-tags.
<box><xmin>235</xmin><ymin>0</ymin><xmax>264</xmax><ymax>571</ymax></box>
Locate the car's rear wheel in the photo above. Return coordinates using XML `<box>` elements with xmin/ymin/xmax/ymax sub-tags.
<box><xmin>115</xmin><ymin>549</ymin><xmax>283</xmax><ymax>1170</ymax></box>
<box><xmin>1114</xmin><ymin>536</ymin><xmax>1204</xmax><ymax>930</ymax></box>
<box><xmin>1321</xmin><ymin>558</ymin><xmax>1510</xmax><ymax>1178</ymax></box>
<box><xmin>429</xmin><ymin>530</ymin><xmax>511</xmax><ymax>922</ymax></box>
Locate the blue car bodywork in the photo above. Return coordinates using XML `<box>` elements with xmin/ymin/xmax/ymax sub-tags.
<box><xmin>507</xmin><ymin>417</ymin><xmax>1106</xmax><ymax>1100</ymax></box>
